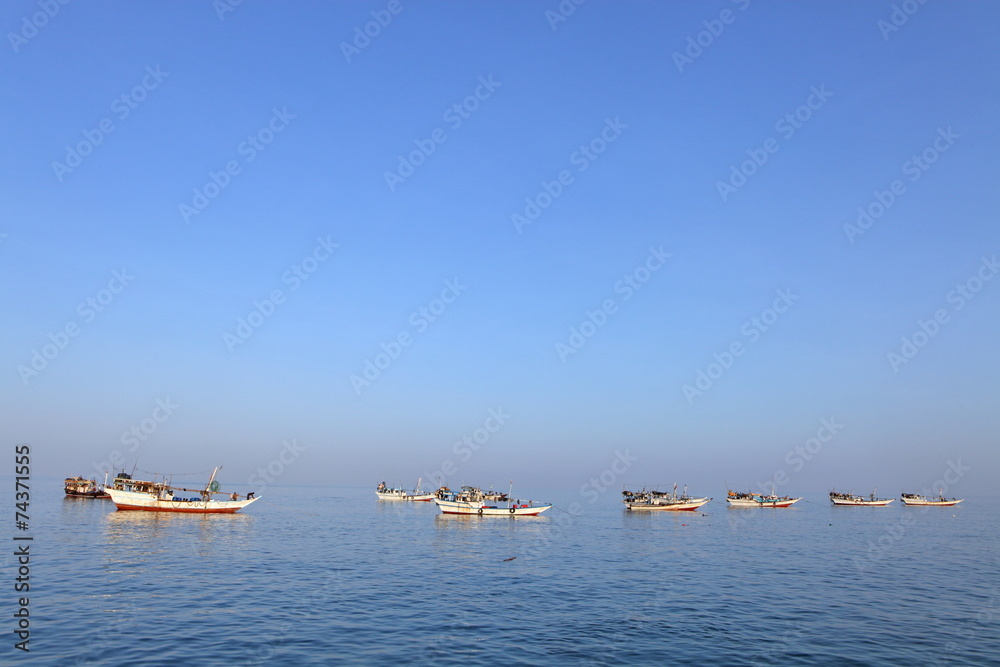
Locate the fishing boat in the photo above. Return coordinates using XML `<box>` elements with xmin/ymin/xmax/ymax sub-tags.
<box><xmin>726</xmin><ymin>490</ymin><xmax>801</xmax><ymax>508</ymax></box>
<box><xmin>829</xmin><ymin>490</ymin><xmax>894</xmax><ymax>506</ymax></box>
<box><xmin>105</xmin><ymin>467</ymin><xmax>260</xmax><ymax>514</ymax></box>
<box><xmin>901</xmin><ymin>491</ymin><xmax>964</xmax><ymax>507</ymax></box>
<box><xmin>64</xmin><ymin>476</ymin><xmax>109</xmax><ymax>498</ymax></box>
<box><xmin>375</xmin><ymin>480</ymin><xmax>435</xmax><ymax>502</ymax></box>
<box><xmin>433</xmin><ymin>485</ymin><xmax>551</xmax><ymax>516</ymax></box>
<box><xmin>623</xmin><ymin>484</ymin><xmax>711</xmax><ymax>511</ymax></box>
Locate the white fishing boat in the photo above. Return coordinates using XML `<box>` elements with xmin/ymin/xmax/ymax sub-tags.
<box><xmin>105</xmin><ymin>467</ymin><xmax>260</xmax><ymax>514</ymax></box>
<box><xmin>901</xmin><ymin>491</ymin><xmax>964</xmax><ymax>507</ymax></box>
<box><xmin>829</xmin><ymin>490</ymin><xmax>894</xmax><ymax>506</ymax></box>
<box><xmin>375</xmin><ymin>479</ymin><xmax>435</xmax><ymax>502</ymax></box>
<box><xmin>623</xmin><ymin>484</ymin><xmax>711</xmax><ymax>511</ymax></box>
<box><xmin>433</xmin><ymin>485</ymin><xmax>551</xmax><ymax>516</ymax></box>
<box><xmin>726</xmin><ymin>490</ymin><xmax>801</xmax><ymax>508</ymax></box>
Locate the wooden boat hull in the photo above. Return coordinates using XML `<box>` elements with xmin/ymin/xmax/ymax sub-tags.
<box><xmin>901</xmin><ymin>497</ymin><xmax>964</xmax><ymax>506</ymax></box>
<box><xmin>830</xmin><ymin>498</ymin><xmax>894</xmax><ymax>506</ymax></box>
<box><xmin>65</xmin><ymin>490</ymin><xmax>110</xmax><ymax>499</ymax></box>
<box><xmin>433</xmin><ymin>498</ymin><xmax>551</xmax><ymax>516</ymax></box>
<box><xmin>106</xmin><ymin>488</ymin><xmax>260</xmax><ymax>514</ymax></box>
<box><xmin>727</xmin><ymin>497</ymin><xmax>800</xmax><ymax>508</ymax></box>
<box><xmin>376</xmin><ymin>491</ymin><xmax>435</xmax><ymax>501</ymax></box>
<box><xmin>625</xmin><ymin>498</ymin><xmax>710</xmax><ymax>511</ymax></box>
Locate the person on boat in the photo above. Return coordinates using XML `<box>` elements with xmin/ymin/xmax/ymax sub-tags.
<box><xmin>247</xmin><ymin>491</ymin><xmax>255</xmax><ymax>499</ymax></box>
<box><xmin>231</xmin><ymin>492</ymin><xmax>239</xmax><ymax>501</ymax></box>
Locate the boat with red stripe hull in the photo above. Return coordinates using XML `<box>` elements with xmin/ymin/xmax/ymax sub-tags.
<box><xmin>105</xmin><ymin>466</ymin><xmax>259</xmax><ymax>514</ymax></box>
<box><xmin>433</xmin><ymin>485</ymin><xmax>551</xmax><ymax>516</ymax></box>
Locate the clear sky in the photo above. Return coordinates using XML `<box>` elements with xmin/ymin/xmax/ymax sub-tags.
<box><xmin>3</xmin><ymin>1</ymin><xmax>998</xmax><ymax>497</ymax></box>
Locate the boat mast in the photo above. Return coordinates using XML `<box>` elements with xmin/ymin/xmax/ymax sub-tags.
<box><xmin>204</xmin><ymin>466</ymin><xmax>220</xmax><ymax>498</ymax></box>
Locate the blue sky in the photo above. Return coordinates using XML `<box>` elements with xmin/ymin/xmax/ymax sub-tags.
<box><xmin>3</xmin><ymin>1</ymin><xmax>998</xmax><ymax>497</ymax></box>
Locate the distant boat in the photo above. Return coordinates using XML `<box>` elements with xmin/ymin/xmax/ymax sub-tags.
<box><xmin>623</xmin><ymin>484</ymin><xmax>711</xmax><ymax>511</ymax></box>
<box><xmin>901</xmin><ymin>491</ymin><xmax>964</xmax><ymax>507</ymax></box>
<box><xmin>726</xmin><ymin>490</ymin><xmax>801</xmax><ymax>508</ymax></box>
<box><xmin>64</xmin><ymin>476</ymin><xmax>109</xmax><ymax>498</ymax></box>
<box><xmin>433</xmin><ymin>485</ymin><xmax>551</xmax><ymax>516</ymax></box>
<box><xmin>375</xmin><ymin>479</ymin><xmax>435</xmax><ymax>502</ymax></box>
<box><xmin>830</xmin><ymin>490</ymin><xmax>894</xmax><ymax>506</ymax></box>
<box><xmin>105</xmin><ymin>467</ymin><xmax>259</xmax><ymax>514</ymax></box>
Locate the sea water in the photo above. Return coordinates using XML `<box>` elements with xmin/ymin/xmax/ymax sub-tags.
<box><xmin>11</xmin><ymin>480</ymin><xmax>1000</xmax><ymax>665</ymax></box>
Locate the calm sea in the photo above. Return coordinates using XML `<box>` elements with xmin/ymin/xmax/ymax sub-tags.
<box><xmin>9</xmin><ymin>479</ymin><xmax>1000</xmax><ymax>665</ymax></box>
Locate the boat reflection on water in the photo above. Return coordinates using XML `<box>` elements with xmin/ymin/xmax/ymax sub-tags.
<box><xmin>431</xmin><ymin>510</ymin><xmax>552</xmax><ymax>563</ymax></box>
<box><xmin>103</xmin><ymin>507</ymin><xmax>254</xmax><ymax>559</ymax></box>
<box><xmin>432</xmin><ymin>511</ymin><xmax>550</xmax><ymax>526</ymax></box>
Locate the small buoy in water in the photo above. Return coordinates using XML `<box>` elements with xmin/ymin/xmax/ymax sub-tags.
<box><xmin>503</xmin><ymin>557</ymin><xmax>516</xmax><ymax>562</ymax></box>
<box><xmin>681</xmin><ymin>523</ymin><xmax>687</xmax><ymax>526</ymax></box>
